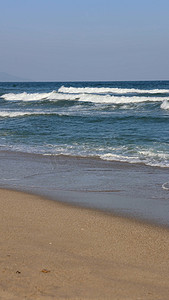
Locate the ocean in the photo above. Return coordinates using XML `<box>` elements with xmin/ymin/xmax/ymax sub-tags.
<box><xmin>0</xmin><ymin>81</ymin><xmax>169</xmax><ymax>167</ymax></box>
<box><xmin>0</xmin><ymin>81</ymin><xmax>169</xmax><ymax>225</ymax></box>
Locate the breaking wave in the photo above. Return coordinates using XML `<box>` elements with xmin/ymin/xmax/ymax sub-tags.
<box><xmin>1</xmin><ymin>91</ymin><xmax>79</xmax><ymax>101</ymax></box>
<box><xmin>78</xmin><ymin>94</ymin><xmax>168</xmax><ymax>104</ymax></box>
<box><xmin>1</xmin><ymin>91</ymin><xmax>169</xmax><ymax>105</ymax></box>
<box><xmin>58</xmin><ymin>85</ymin><xmax>169</xmax><ymax>95</ymax></box>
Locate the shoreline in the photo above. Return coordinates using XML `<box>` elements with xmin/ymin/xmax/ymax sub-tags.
<box><xmin>0</xmin><ymin>150</ymin><xmax>169</xmax><ymax>227</ymax></box>
<box><xmin>0</xmin><ymin>148</ymin><xmax>169</xmax><ymax>170</ymax></box>
<box><xmin>1</xmin><ymin>188</ymin><xmax>169</xmax><ymax>299</ymax></box>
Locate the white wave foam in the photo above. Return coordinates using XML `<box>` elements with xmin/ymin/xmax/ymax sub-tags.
<box><xmin>1</xmin><ymin>91</ymin><xmax>79</xmax><ymax>101</ymax></box>
<box><xmin>100</xmin><ymin>153</ymin><xmax>169</xmax><ymax>167</ymax></box>
<box><xmin>78</xmin><ymin>94</ymin><xmax>168</xmax><ymax>104</ymax></box>
<box><xmin>0</xmin><ymin>111</ymin><xmax>51</xmax><ymax>118</ymax></box>
<box><xmin>2</xmin><ymin>91</ymin><xmax>169</xmax><ymax>105</ymax></box>
<box><xmin>59</xmin><ymin>85</ymin><xmax>169</xmax><ymax>95</ymax></box>
<box><xmin>160</xmin><ymin>100</ymin><xmax>169</xmax><ymax>110</ymax></box>
<box><xmin>100</xmin><ymin>153</ymin><xmax>142</xmax><ymax>164</ymax></box>
<box><xmin>0</xmin><ymin>109</ymin><xmax>90</xmax><ymax>118</ymax></box>
<box><xmin>1</xmin><ymin>140</ymin><xmax>169</xmax><ymax>168</ymax></box>
<box><xmin>48</xmin><ymin>91</ymin><xmax>79</xmax><ymax>100</ymax></box>
<box><xmin>2</xmin><ymin>92</ymin><xmax>49</xmax><ymax>101</ymax></box>
<box><xmin>40</xmin><ymin>144</ymin><xmax>169</xmax><ymax>168</ymax></box>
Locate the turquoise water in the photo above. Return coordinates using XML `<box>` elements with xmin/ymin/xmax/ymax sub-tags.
<box><xmin>0</xmin><ymin>81</ymin><xmax>169</xmax><ymax>167</ymax></box>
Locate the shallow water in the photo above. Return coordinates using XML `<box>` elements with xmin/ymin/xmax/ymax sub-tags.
<box><xmin>1</xmin><ymin>151</ymin><xmax>169</xmax><ymax>226</ymax></box>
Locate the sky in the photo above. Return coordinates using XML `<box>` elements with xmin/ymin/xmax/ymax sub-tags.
<box><xmin>0</xmin><ymin>0</ymin><xmax>169</xmax><ymax>81</ymax></box>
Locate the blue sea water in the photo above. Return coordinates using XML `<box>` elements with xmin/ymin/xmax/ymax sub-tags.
<box><xmin>0</xmin><ymin>81</ymin><xmax>169</xmax><ymax>168</ymax></box>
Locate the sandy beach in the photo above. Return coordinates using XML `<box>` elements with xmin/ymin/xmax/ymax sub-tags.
<box><xmin>1</xmin><ymin>189</ymin><xmax>169</xmax><ymax>299</ymax></box>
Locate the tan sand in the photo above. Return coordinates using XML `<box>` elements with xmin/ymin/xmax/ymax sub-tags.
<box><xmin>0</xmin><ymin>189</ymin><xmax>169</xmax><ymax>299</ymax></box>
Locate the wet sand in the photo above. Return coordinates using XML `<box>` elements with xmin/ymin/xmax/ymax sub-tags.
<box><xmin>1</xmin><ymin>189</ymin><xmax>169</xmax><ymax>299</ymax></box>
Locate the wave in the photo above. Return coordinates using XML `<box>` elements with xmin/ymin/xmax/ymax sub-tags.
<box><xmin>0</xmin><ymin>111</ymin><xmax>53</xmax><ymax>118</ymax></box>
<box><xmin>78</xmin><ymin>94</ymin><xmax>169</xmax><ymax>104</ymax></box>
<box><xmin>100</xmin><ymin>151</ymin><xmax>169</xmax><ymax>168</ymax></box>
<box><xmin>1</xmin><ymin>91</ymin><xmax>79</xmax><ymax>102</ymax></box>
<box><xmin>58</xmin><ymin>85</ymin><xmax>169</xmax><ymax>95</ymax></box>
<box><xmin>37</xmin><ymin>144</ymin><xmax>169</xmax><ymax>168</ymax></box>
<box><xmin>2</xmin><ymin>144</ymin><xmax>169</xmax><ymax>168</ymax></box>
<box><xmin>0</xmin><ymin>135</ymin><xmax>169</xmax><ymax>167</ymax></box>
<box><xmin>0</xmin><ymin>110</ymin><xmax>91</xmax><ymax>118</ymax></box>
<box><xmin>160</xmin><ymin>100</ymin><xmax>169</xmax><ymax>110</ymax></box>
<box><xmin>1</xmin><ymin>92</ymin><xmax>49</xmax><ymax>101</ymax></box>
<box><xmin>2</xmin><ymin>91</ymin><xmax>169</xmax><ymax>105</ymax></box>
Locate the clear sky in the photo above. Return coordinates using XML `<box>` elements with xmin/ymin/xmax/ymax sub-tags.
<box><xmin>1</xmin><ymin>0</ymin><xmax>169</xmax><ymax>81</ymax></box>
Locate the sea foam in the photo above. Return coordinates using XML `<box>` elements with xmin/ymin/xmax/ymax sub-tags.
<box><xmin>0</xmin><ymin>111</ymin><xmax>52</xmax><ymax>118</ymax></box>
<box><xmin>160</xmin><ymin>100</ymin><xmax>169</xmax><ymax>110</ymax></box>
<box><xmin>1</xmin><ymin>92</ymin><xmax>49</xmax><ymax>101</ymax></box>
<box><xmin>58</xmin><ymin>85</ymin><xmax>169</xmax><ymax>95</ymax></box>
<box><xmin>2</xmin><ymin>91</ymin><xmax>168</xmax><ymax>104</ymax></box>
<box><xmin>1</xmin><ymin>91</ymin><xmax>79</xmax><ymax>101</ymax></box>
<box><xmin>78</xmin><ymin>94</ymin><xmax>168</xmax><ymax>104</ymax></box>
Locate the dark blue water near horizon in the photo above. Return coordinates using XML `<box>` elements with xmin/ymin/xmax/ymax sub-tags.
<box><xmin>0</xmin><ymin>80</ymin><xmax>169</xmax><ymax>168</ymax></box>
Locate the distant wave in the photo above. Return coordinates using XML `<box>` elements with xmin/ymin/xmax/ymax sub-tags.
<box><xmin>77</xmin><ymin>94</ymin><xmax>169</xmax><ymax>104</ymax></box>
<box><xmin>0</xmin><ymin>111</ymin><xmax>53</xmax><ymax>118</ymax></box>
<box><xmin>2</xmin><ymin>91</ymin><xmax>169</xmax><ymax>105</ymax></box>
<box><xmin>0</xmin><ymin>110</ymin><xmax>89</xmax><ymax>118</ymax></box>
<box><xmin>58</xmin><ymin>85</ymin><xmax>169</xmax><ymax>95</ymax></box>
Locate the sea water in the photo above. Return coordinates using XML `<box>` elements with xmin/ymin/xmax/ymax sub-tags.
<box><xmin>0</xmin><ymin>81</ymin><xmax>169</xmax><ymax>225</ymax></box>
<box><xmin>0</xmin><ymin>81</ymin><xmax>169</xmax><ymax>167</ymax></box>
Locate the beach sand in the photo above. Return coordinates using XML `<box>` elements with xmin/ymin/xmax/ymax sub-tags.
<box><xmin>1</xmin><ymin>189</ymin><xmax>169</xmax><ymax>299</ymax></box>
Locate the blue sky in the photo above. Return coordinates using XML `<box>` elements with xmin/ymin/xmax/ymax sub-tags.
<box><xmin>1</xmin><ymin>0</ymin><xmax>169</xmax><ymax>81</ymax></box>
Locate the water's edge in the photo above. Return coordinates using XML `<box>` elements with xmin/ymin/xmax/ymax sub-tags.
<box><xmin>1</xmin><ymin>150</ymin><xmax>169</xmax><ymax>227</ymax></box>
